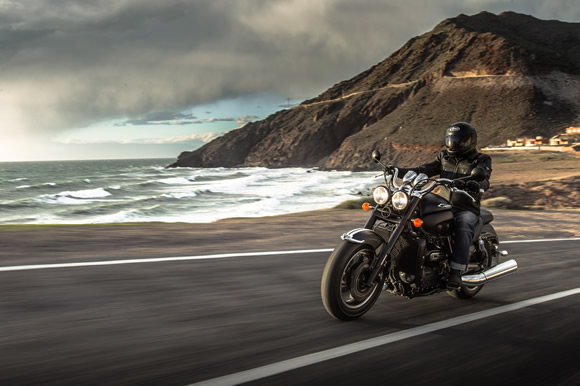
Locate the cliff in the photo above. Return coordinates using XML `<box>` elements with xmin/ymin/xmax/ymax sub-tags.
<box><xmin>169</xmin><ymin>11</ymin><xmax>580</xmax><ymax>170</ymax></box>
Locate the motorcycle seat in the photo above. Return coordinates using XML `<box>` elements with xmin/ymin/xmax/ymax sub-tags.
<box><xmin>480</xmin><ymin>209</ymin><xmax>494</xmax><ymax>224</ymax></box>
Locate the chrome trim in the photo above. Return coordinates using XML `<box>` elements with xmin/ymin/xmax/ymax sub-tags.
<box><xmin>392</xmin><ymin>168</ymin><xmax>401</xmax><ymax>189</ymax></box>
<box><xmin>402</xmin><ymin>171</ymin><xmax>417</xmax><ymax>184</ymax></box>
<box><xmin>341</xmin><ymin>233</ymin><xmax>365</xmax><ymax>244</ymax></box>
<box><xmin>500</xmin><ymin>250</ymin><xmax>509</xmax><ymax>256</ymax></box>
<box><xmin>438</xmin><ymin>203</ymin><xmax>452</xmax><ymax>209</ymax></box>
<box><xmin>340</xmin><ymin>228</ymin><xmax>369</xmax><ymax>244</ymax></box>
<box><xmin>413</xmin><ymin>173</ymin><xmax>429</xmax><ymax>187</ymax></box>
<box><xmin>452</xmin><ymin>188</ymin><xmax>476</xmax><ymax>202</ymax></box>
<box><xmin>461</xmin><ymin>259</ymin><xmax>518</xmax><ymax>285</ymax></box>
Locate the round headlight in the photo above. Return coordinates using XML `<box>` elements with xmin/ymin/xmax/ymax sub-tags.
<box><xmin>392</xmin><ymin>191</ymin><xmax>409</xmax><ymax>210</ymax></box>
<box><xmin>372</xmin><ymin>186</ymin><xmax>389</xmax><ymax>205</ymax></box>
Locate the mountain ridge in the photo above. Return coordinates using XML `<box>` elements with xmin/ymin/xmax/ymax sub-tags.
<box><xmin>169</xmin><ymin>11</ymin><xmax>580</xmax><ymax>170</ymax></box>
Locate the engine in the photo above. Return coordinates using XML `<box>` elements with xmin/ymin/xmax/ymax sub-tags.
<box><xmin>377</xmin><ymin>227</ymin><xmax>449</xmax><ymax>298</ymax></box>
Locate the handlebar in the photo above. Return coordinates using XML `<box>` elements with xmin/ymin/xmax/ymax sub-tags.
<box><xmin>414</xmin><ymin>177</ymin><xmax>476</xmax><ymax>202</ymax></box>
<box><xmin>451</xmin><ymin>187</ymin><xmax>477</xmax><ymax>202</ymax></box>
<box><xmin>385</xmin><ymin>168</ymin><xmax>477</xmax><ymax>202</ymax></box>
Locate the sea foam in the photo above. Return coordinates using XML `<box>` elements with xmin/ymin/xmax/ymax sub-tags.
<box><xmin>0</xmin><ymin>159</ymin><xmax>376</xmax><ymax>224</ymax></box>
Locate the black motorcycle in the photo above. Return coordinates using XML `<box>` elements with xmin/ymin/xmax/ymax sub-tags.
<box><xmin>321</xmin><ymin>150</ymin><xmax>518</xmax><ymax>321</ymax></box>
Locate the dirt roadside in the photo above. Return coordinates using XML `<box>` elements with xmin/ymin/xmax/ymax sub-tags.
<box><xmin>0</xmin><ymin>208</ymin><xmax>577</xmax><ymax>266</ymax></box>
<box><xmin>483</xmin><ymin>151</ymin><xmax>580</xmax><ymax>209</ymax></box>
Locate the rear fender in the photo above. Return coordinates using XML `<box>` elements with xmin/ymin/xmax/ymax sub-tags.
<box><xmin>482</xmin><ymin>223</ymin><xmax>496</xmax><ymax>237</ymax></box>
<box><xmin>340</xmin><ymin>228</ymin><xmax>385</xmax><ymax>250</ymax></box>
<box><xmin>480</xmin><ymin>224</ymin><xmax>499</xmax><ymax>266</ymax></box>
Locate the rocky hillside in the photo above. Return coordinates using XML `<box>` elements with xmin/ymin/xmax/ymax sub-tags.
<box><xmin>169</xmin><ymin>11</ymin><xmax>580</xmax><ymax>170</ymax></box>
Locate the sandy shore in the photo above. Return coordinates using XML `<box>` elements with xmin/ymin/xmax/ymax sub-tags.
<box><xmin>1</xmin><ymin>208</ymin><xmax>578</xmax><ymax>267</ymax></box>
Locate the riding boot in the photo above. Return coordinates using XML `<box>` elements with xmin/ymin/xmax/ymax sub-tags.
<box><xmin>447</xmin><ymin>269</ymin><xmax>463</xmax><ymax>289</ymax></box>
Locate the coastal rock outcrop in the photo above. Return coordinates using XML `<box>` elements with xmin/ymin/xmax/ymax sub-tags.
<box><xmin>169</xmin><ymin>11</ymin><xmax>580</xmax><ymax>170</ymax></box>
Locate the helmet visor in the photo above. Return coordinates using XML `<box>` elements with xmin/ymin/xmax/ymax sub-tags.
<box><xmin>445</xmin><ymin>135</ymin><xmax>463</xmax><ymax>149</ymax></box>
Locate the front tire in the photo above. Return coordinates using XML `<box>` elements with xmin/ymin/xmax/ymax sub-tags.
<box><xmin>321</xmin><ymin>241</ymin><xmax>384</xmax><ymax>320</ymax></box>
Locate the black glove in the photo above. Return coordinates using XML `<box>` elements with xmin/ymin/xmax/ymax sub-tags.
<box><xmin>452</xmin><ymin>180</ymin><xmax>465</xmax><ymax>190</ymax></box>
<box><xmin>466</xmin><ymin>180</ymin><xmax>480</xmax><ymax>193</ymax></box>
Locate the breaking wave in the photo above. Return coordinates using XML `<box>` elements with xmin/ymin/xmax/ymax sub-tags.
<box><xmin>0</xmin><ymin>159</ymin><xmax>376</xmax><ymax>224</ymax></box>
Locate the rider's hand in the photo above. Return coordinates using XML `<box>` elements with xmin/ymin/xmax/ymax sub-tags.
<box><xmin>452</xmin><ymin>180</ymin><xmax>466</xmax><ymax>190</ymax></box>
<box><xmin>466</xmin><ymin>180</ymin><xmax>480</xmax><ymax>193</ymax></box>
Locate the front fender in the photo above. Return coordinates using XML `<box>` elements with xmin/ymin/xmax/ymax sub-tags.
<box><xmin>340</xmin><ymin>228</ymin><xmax>385</xmax><ymax>250</ymax></box>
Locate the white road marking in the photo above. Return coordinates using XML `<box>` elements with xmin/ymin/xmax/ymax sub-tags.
<box><xmin>0</xmin><ymin>237</ymin><xmax>578</xmax><ymax>272</ymax></box>
<box><xmin>0</xmin><ymin>248</ymin><xmax>334</xmax><ymax>272</ymax></box>
<box><xmin>502</xmin><ymin>237</ymin><xmax>580</xmax><ymax>244</ymax></box>
<box><xmin>191</xmin><ymin>288</ymin><xmax>580</xmax><ymax>386</ymax></box>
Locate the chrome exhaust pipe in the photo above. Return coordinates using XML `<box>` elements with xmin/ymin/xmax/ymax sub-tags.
<box><xmin>461</xmin><ymin>259</ymin><xmax>518</xmax><ymax>286</ymax></box>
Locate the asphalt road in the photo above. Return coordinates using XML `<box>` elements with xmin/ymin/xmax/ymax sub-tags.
<box><xmin>1</xmin><ymin>236</ymin><xmax>579</xmax><ymax>385</ymax></box>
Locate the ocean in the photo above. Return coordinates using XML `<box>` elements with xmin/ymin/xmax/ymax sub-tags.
<box><xmin>0</xmin><ymin>159</ymin><xmax>376</xmax><ymax>224</ymax></box>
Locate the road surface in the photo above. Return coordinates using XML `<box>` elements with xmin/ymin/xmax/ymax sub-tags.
<box><xmin>1</xmin><ymin>230</ymin><xmax>579</xmax><ymax>385</ymax></box>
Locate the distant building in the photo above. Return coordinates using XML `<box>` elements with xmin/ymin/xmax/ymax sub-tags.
<box><xmin>550</xmin><ymin>127</ymin><xmax>580</xmax><ymax>145</ymax></box>
<box><xmin>507</xmin><ymin>128</ymin><xmax>580</xmax><ymax>147</ymax></box>
<box><xmin>506</xmin><ymin>138</ymin><xmax>523</xmax><ymax>147</ymax></box>
<box><xmin>506</xmin><ymin>136</ymin><xmax>548</xmax><ymax>147</ymax></box>
<box><xmin>550</xmin><ymin>134</ymin><xmax>569</xmax><ymax>146</ymax></box>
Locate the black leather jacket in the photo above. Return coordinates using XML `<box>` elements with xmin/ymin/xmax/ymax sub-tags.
<box><xmin>399</xmin><ymin>150</ymin><xmax>492</xmax><ymax>215</ymax></box>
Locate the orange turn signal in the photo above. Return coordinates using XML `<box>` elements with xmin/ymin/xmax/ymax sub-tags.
<box><xmin>413</xmin><ymin>218</ymin><xmax>423</xmax><ymax>227</ymax></box>
<box><xmin>362</xmin><ymin>202</ymin><xmax>370</xmax><ymax>211</ymax></box>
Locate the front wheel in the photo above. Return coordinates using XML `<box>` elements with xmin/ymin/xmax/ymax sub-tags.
<box><xmin>321</xmin><ymin>242</ymin><xmax>384</xmax><ymax>320</ymax></box>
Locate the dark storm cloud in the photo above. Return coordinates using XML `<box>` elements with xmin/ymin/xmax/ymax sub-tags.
<box><xmin>1</xmin><ymin>0</ymin><xmax>578</xmax><ymax>135</ymax></box>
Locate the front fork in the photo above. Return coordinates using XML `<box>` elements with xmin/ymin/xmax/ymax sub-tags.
<box><xmin>363</xmin><ymin>196</ymin><xmax>421</xmax><ymax>287</ymax></box>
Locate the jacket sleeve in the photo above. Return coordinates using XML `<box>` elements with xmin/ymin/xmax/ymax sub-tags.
<box><xmin>475</xmin><ymin>154</ymin><xmax>492</xmax><ymax>192</ymax></box>
<box><xmin>398</xmin><ymin>152</ymin><xmax>442</xmax><ymax>178</ymax></box>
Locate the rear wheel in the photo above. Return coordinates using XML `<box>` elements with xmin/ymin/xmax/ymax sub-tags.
<box><xmin>447</xmin><ymin>282</ymin><xmax>483</xmax><ymax>299</ymax></box>
<box><xmin>321</xmin><ymin>242</ymin><xmax>384</xmax><ymax>320</ymax></box>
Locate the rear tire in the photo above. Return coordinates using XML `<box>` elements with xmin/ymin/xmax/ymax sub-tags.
<box><xmin>321</xmin><ymin>241</ymin><xmax>384</xmax><ymax>320</ymax></box>
<box><xmin>446</xmin><ymin>283</ymin><xmax>483</xmax><ymax>299</ymax></box>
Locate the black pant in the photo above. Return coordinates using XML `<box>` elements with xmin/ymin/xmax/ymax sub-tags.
<box><xmin>451</xmin><ymin>209</ymin><xmax>479</xmax><ymax>271</ymax></box>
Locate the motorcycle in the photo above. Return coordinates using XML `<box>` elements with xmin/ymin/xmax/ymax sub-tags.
<box><xmin>321</xmin><ymin>150</ymin><xmax>518</xmax><ymax>320</ymax></box>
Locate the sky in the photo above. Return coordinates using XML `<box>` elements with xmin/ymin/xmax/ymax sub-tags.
<box><xmin>1</xmin><ymin>0</ymin><xmax>579</xmax><ymax>161</ymax></box>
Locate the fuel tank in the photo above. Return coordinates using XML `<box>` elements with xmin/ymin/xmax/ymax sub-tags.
<box><xmin>418</xmin><ymin>193</ymin><xmax>452</xmax><ymax>215</ymax></box>
<box><xmin>418</xmin><ymin>193</ymin><xmax>453</xmax><ymax>235</ymax></box>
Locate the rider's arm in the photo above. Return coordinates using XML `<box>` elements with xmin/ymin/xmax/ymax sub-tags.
<box><xmin>476</xmin><ymin>156</ymin><xmax>492</xmax><ymax>192</ymax></box>
<box><xmin>398</xmin><ymin>151</ymin><xmax>443</xmax><ymax>178</ymax></box>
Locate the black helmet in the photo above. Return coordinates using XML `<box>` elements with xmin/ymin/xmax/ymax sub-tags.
<box><xmin>445</xmin><ymin>122</ymin><xmax>477</xmax><ymax>156</ymax></box>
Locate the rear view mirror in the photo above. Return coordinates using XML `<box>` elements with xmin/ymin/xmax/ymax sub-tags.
<box><xmin>371</xmin><ymin>150</ymin><xmax>381</xmax><ymax>163</ymax></box>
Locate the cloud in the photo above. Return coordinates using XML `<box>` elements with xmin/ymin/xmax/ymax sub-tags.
<box><xmin>117</xmin><ymin>112</ymin><xmax>198</xmax><ymax>126</ymax></box>
<box><xmin>56</xmin><ymin>131</ymin><xmax>221</xmax><ymax>145</ymax></box>
<box><xmin>115</xmin><ymin>112</ymin><xmax>258</xmax><ymax>126</ymax></box>
<box><xmin>137</xmin><ymin>132</ymin><xmax>222</xmax><ymax>144</ymax></box>
<box><xmin>1</xmin><ymin>0</ymin><xmax>578</xmax><ymax>136</ymax></box>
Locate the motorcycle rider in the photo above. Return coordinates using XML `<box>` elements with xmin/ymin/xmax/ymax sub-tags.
<box><xmin>398</xmin><ymin>122</ymin><xmax>492</xmax><ymax>288</ymax></box>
